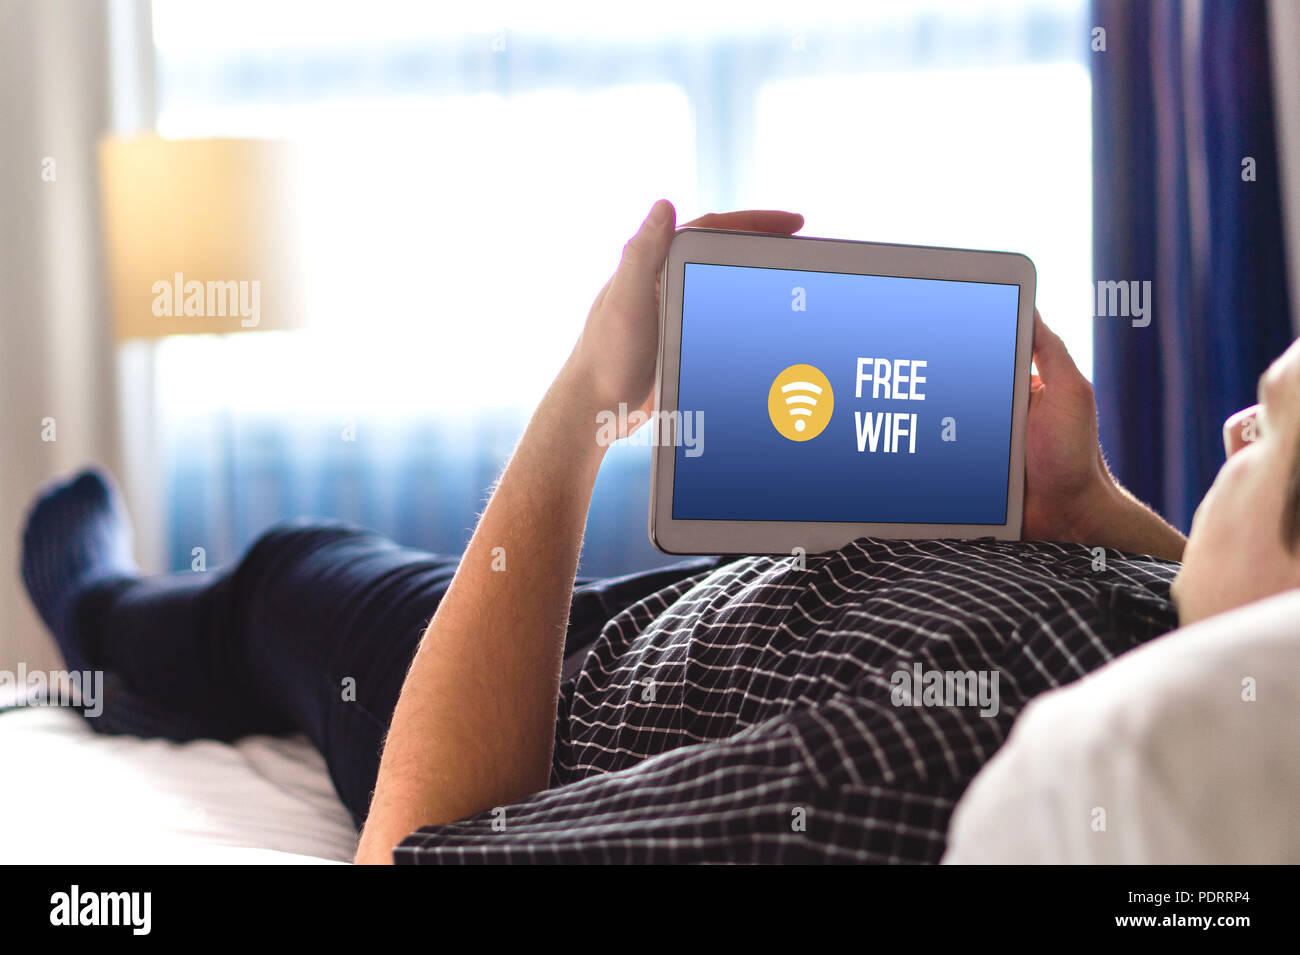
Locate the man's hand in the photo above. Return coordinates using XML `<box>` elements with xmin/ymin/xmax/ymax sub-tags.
<box><xmin>1022</xmin><ymin>310</ymin><xmax>1113</xmax><ymax>542</ymax></box>
<box><xmin>1022</xmin><ymin>311</ymin><xmax>1184</xmax><ymax>560</ymax></box>
<box><xmin>566</xmin><ymin>201</ymin><xmax>805</xmax><ymax>436</ymax></box>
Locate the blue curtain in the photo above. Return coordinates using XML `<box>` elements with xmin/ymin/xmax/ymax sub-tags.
<box><xmin>1091</xmin><ymin>0</ymin><xmax>1293</xmax><ymax>533</ymax></box>
<box><xmin>165</xmin><ymin>411</ymin><xmax>677</xmax><ymax>579</ymax></box>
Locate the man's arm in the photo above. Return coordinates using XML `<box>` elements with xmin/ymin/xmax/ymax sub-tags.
<box><xmin>1067</xmin><ymin>467</ymin><xmax>1188</xmax><ymax>561</ymax></box>
<box><xmin>354</xmin><ymin>201</ymin><xmax>805</xmax><ymax>863</ymax></box>
<box><xmin>1022</xmin><ymin>311</ymin><xmax>1186</xmax><ymax>561</ymax></box>
<box><xmin>353</xmin><ymin>364</ymin><xmax>607</xmax><ymax>863</ymax></box>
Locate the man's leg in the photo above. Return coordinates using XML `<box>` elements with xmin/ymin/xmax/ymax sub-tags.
<box><xmin>21</xmin><ymin>471</ymin><xmax>462</xmax><ymax>823</ymax></box>
<box><xmin>21</xmin><ymin>469</ymin><xmax>715</xmax><ymax>827</ymax></box>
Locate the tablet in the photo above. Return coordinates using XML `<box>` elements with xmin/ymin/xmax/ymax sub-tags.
<box><xmin>649</xmin><ymin>228</ymin><xmax>1036</xmax><ymax>555</ymax></box>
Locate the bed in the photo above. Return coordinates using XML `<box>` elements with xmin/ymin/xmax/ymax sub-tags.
<box><xmin>5</xmin><ymin>587</ymin><xmax>1296</xmax><ymax>864</ymax></box>
<box><xmin>0</xmin><ymin>704</ymin><xmax>355</xmax><ymax>864</ymax></box>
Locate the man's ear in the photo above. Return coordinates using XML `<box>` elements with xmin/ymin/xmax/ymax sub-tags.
<box><xmin>1223</xmin><ymin>405</ymin><xmax>1260</xmax><ymax>457</ymax></box>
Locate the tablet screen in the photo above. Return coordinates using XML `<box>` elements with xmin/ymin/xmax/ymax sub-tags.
<box><xmin>672</xmin><ymin>262</ymin><xmax>1021</xmax><ymax>525</ymax></box>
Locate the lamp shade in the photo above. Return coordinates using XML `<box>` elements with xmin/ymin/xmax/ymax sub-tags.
<box><xmin>98</xmin><ymin>136</ymin><xmax>308</xmax><ymax>340</ymax></box>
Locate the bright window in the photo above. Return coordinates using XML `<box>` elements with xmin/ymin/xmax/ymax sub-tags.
<box><xmin>755</xmin><ymin>63</ymin><xmax>1093</xmax><ymax>373</ymax></box>
<box><xmin>148</xmin><ymin>0</ymin><xmax>1092</xmax><ymax>573</ymax></box>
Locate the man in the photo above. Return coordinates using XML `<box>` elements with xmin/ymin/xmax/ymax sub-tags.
<box><xmin>19</xmin><ymin>202</ymin><xmax>1296</xmax><ymax>864</ymax></box>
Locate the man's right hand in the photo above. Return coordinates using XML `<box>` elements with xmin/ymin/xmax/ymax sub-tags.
<box><xmin>1021</xmin><ymin>310</ymin><xmax>1113</xmax><ymax>542</ymax></box>
<box><xmin>1021</xmin><ymin>311</ymin><xmax>1185</xmax><ymax>560</ymax></box>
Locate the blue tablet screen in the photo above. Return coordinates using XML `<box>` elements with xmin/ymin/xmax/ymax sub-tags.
<box><xmin>672</xmin><ymin>262</ymin><xmax>1021</xmax><ymax>525</ymax></box>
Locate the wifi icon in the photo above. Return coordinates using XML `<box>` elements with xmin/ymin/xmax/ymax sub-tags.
<box><xmin>782</xmin><ymin>381</ymin><xmax>823</xmax><ymax>432</ymax></box>
<box><xmin>767</xmin><ymin>364</ymin><xmax>834</xmax><ymax>442</ymax></box>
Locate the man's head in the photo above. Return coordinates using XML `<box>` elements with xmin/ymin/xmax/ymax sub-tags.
<box><xmin>1173</xmin><ymin>338</ymin><xmax>1300</xmax><ymax>625</ymax></box>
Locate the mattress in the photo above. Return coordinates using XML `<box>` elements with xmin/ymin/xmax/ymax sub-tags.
<box><xmin>0</xmin><ymin>706</ymin><xmax>355</xmax><ymax>864</ymax></box>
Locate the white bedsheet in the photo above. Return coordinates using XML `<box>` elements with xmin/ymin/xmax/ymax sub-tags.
<box><xmin>0</xmin><ymin>706</ymin><xmax>355</xmax><ymax>864</ymax></box>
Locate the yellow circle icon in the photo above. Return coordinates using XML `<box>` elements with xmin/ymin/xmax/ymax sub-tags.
<box><xmin>768</xmin><ymin>364</ymin><xmax>834</xmax><ymax>441</ymax></box>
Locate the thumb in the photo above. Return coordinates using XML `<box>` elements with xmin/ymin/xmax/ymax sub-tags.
<box><xmin>1032</xmin><ymin>309</ymin><xmax>1083</xmax><ymax>385</ymax></box>
<box><xmin>609</xmin><ymin>200</ymin><xmax>676</xmax><ymax>302</ymax></box>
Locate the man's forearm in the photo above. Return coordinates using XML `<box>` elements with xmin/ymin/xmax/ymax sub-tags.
<box><xmin>355</xmin><ymin>360</ymin><xmax>605</xmax><ymax>863</ymax></box>
<box><xmin>1073</xmin><ymin>470</ymin><xmax>1187</xmax><ymax>562</ymax></box>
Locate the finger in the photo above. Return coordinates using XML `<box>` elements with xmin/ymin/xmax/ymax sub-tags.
<box><xmin>683</xmin><ymin>210</ymin><xmax>805</xmax><ymax>235</ymax></box>
<box><xmin>1031</xmin><ymin>309</ymin><xmax>1083</xmax><ymax>385</ymax></box>
<box><xmin>608</xmin><ymin>199</ymin><xmax>677</xmax><ymax>302</ymax></box>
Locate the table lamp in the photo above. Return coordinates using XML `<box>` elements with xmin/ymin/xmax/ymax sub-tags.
<box><xmin>96</xmin><ymin>136</ymin><xmax>309</xmax><ymax>573</ymax></box>
<box><xmin>98</xmin><ymin>136</ymin><xmax>307</xmax><ymax>339</ymax></box>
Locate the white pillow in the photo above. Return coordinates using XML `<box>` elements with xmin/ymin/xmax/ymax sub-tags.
<box><xmin>943</xmin><ymin>588</ymin><xmax>1300</xmax><ymax>864</ymax></box>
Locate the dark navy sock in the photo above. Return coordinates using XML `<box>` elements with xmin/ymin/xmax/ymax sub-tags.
<box><xmin>20</xmin><ymin>468</ymin><xmax>139</xmax><ymax>672</ymax></box>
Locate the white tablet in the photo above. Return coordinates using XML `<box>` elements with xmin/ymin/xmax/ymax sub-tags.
<box><xmin>649</xmin><ymin>228</ymin><xmax>1036</xmax><ymax>555</ymax></box>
